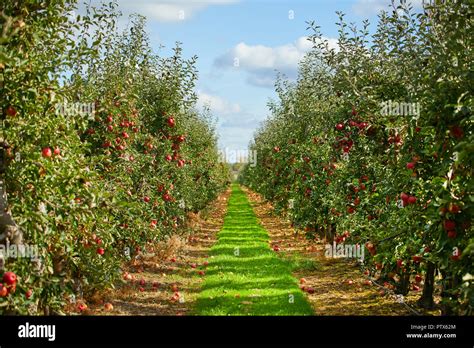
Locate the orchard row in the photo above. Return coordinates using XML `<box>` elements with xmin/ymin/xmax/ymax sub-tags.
<box><xmin>0</xmin><ymin>2</ymin><xmax>229</xmax><ymax>314</ymax></box>
<box><xmin>240</xmin><ymin>1</ymin><xmax>472</xmax><ymax>315</ymax></box>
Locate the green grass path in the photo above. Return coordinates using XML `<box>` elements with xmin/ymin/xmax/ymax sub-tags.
<box><xmin>194</xmin><ymin>184</ymin><xmax>314</xmax><ymax>315</ymax></box>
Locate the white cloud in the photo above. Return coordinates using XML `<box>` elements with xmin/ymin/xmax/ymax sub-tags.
<box><xmin>215</xmin><ymin>40</ymin><xmax>306</xmax><ymax>73</ymax></box>
<box><xmin>217</xmin><ymin>125</ymin><xmax>257</xmax><ymax>151</ymax></box>
<box><xmin>214</xmin><ymin>36</ymin><xmax>338</xmax><ymax>88</ymax></box>
<box><xmin>195</xmin><ymin>91</ymin><xmax>260</xmax><ymax>149</ymax></box>
<box><xmin>196</xmin><ymin>91</ymin><xmax>241</xmax><ymax>115</ymax></box>
<box><xmin>353</xmin><ymin>0</ymin><xmax>425</xmax><ymax>16</ymax></box>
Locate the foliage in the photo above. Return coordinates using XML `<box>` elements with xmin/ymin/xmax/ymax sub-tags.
<box><xmin>240</xmin><ymin>0</ymin><xmax>472</xmax><ymax>315</ymax></box>
<box><xmin>0</xmin><ymin>1</ymin><xmax>229</xmax><ymax>314</ymax></box>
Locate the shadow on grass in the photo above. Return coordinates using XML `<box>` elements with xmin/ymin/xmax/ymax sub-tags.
<box><xmin>194</xmin><ymin>184</ymin><xmax>314</xmax><ymax>316</ymax></box>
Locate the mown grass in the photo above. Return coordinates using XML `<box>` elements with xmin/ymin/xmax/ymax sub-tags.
<box><xmin>194</xmin><ymin>184</ymin><xmax>314</xmax><ymax>315</ymax></box>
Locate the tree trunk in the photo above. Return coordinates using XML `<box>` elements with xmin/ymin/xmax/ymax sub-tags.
<box><xmin>417</xmin><ymin>261</ymin><xmax>435</xmax><ymax>309</ymax></box>
<box><xmin>397</xmin><ymin>271</ymin><xmax>411</xmax><ymax>295</ymax></box>
<box><xmin>0</xmin><ymin>170</ymin><xmax>24</xmax><ymax>270</ymax></box>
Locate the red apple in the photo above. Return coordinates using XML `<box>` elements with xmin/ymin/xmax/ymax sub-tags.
<box><xmin>450</xmin><ymin>126</ymin><xmax>464</xmax><ymax>139</ymax></box>
<box><xmin>0</xmin><ymin>284</ymin><xmax>8</xmax><ymax>297</ymax></box>
<box><xmin>41</xmin><ymin>147</ymin><xmax>52</xmax><ymax>158</ymax></box>
<box><xmin>451</xmin><ymin>249</ymin><xmax>461</xmax><ymax>261</ymax></box>
<box><xmin>2</xmin><ymin>272</ymin><xmax>17</xmax><ymax>285</ymax></box>
<box><xmin>97</xmin><ymin>248</ymin><xmax>105</xmax><ymax>256</ymax></box>
<box><xmin>365</xmin><ymin>242</ymin><xmax>376</xmax><ymax>255</ymax></box>
<box><xmin>171</xmin><ymin>292</ymin><xmax>180</xmax><ymax>302</ymax></box>
<box><xmin>25</xmin><ymin>289</ymin><xmax>33</xmax><ymax>299</ymax></box>
<box><xmin>396</xmin><ymin>259</ymin><xmax>403</xmax><ymax>268</ymax></box>
<box><xmin>6</xmin><ymin>106</ymin><xmax>17</xmax><ymax>117</ymax></box>
<box><xmin>448</xmin><ymin>203</ymin><xmax>461</xmax><ymax>214</ymax></box>
<box><xmin>167</xmin><ymin>117</ymin><xmax>175</xmax><ymax>127</ymax></box>
<box><xmin>443</xmin><ymin>220</ymin><xmax>456</xmax><ymax>231</ymax></box>
<box><xmin>406</xmin><ymin>162</ymin><xmax>415</xmax><ymax>170</ymax></box>
<box><xmin>447</xmin><ymin>230</ymin><xmax>457</xmax><ymax>239</ymax></box>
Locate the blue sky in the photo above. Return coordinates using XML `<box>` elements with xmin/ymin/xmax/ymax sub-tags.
<box><xmin>85</xmin><ymin>0</ymin><xmax>424</xmax><ymax>152</ymax></box>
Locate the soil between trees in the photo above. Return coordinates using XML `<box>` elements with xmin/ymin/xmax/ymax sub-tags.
<box><xmin>88</xmin><ymin>184</ymin><xmax>430</xmax><ymax>316</ymax></box>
